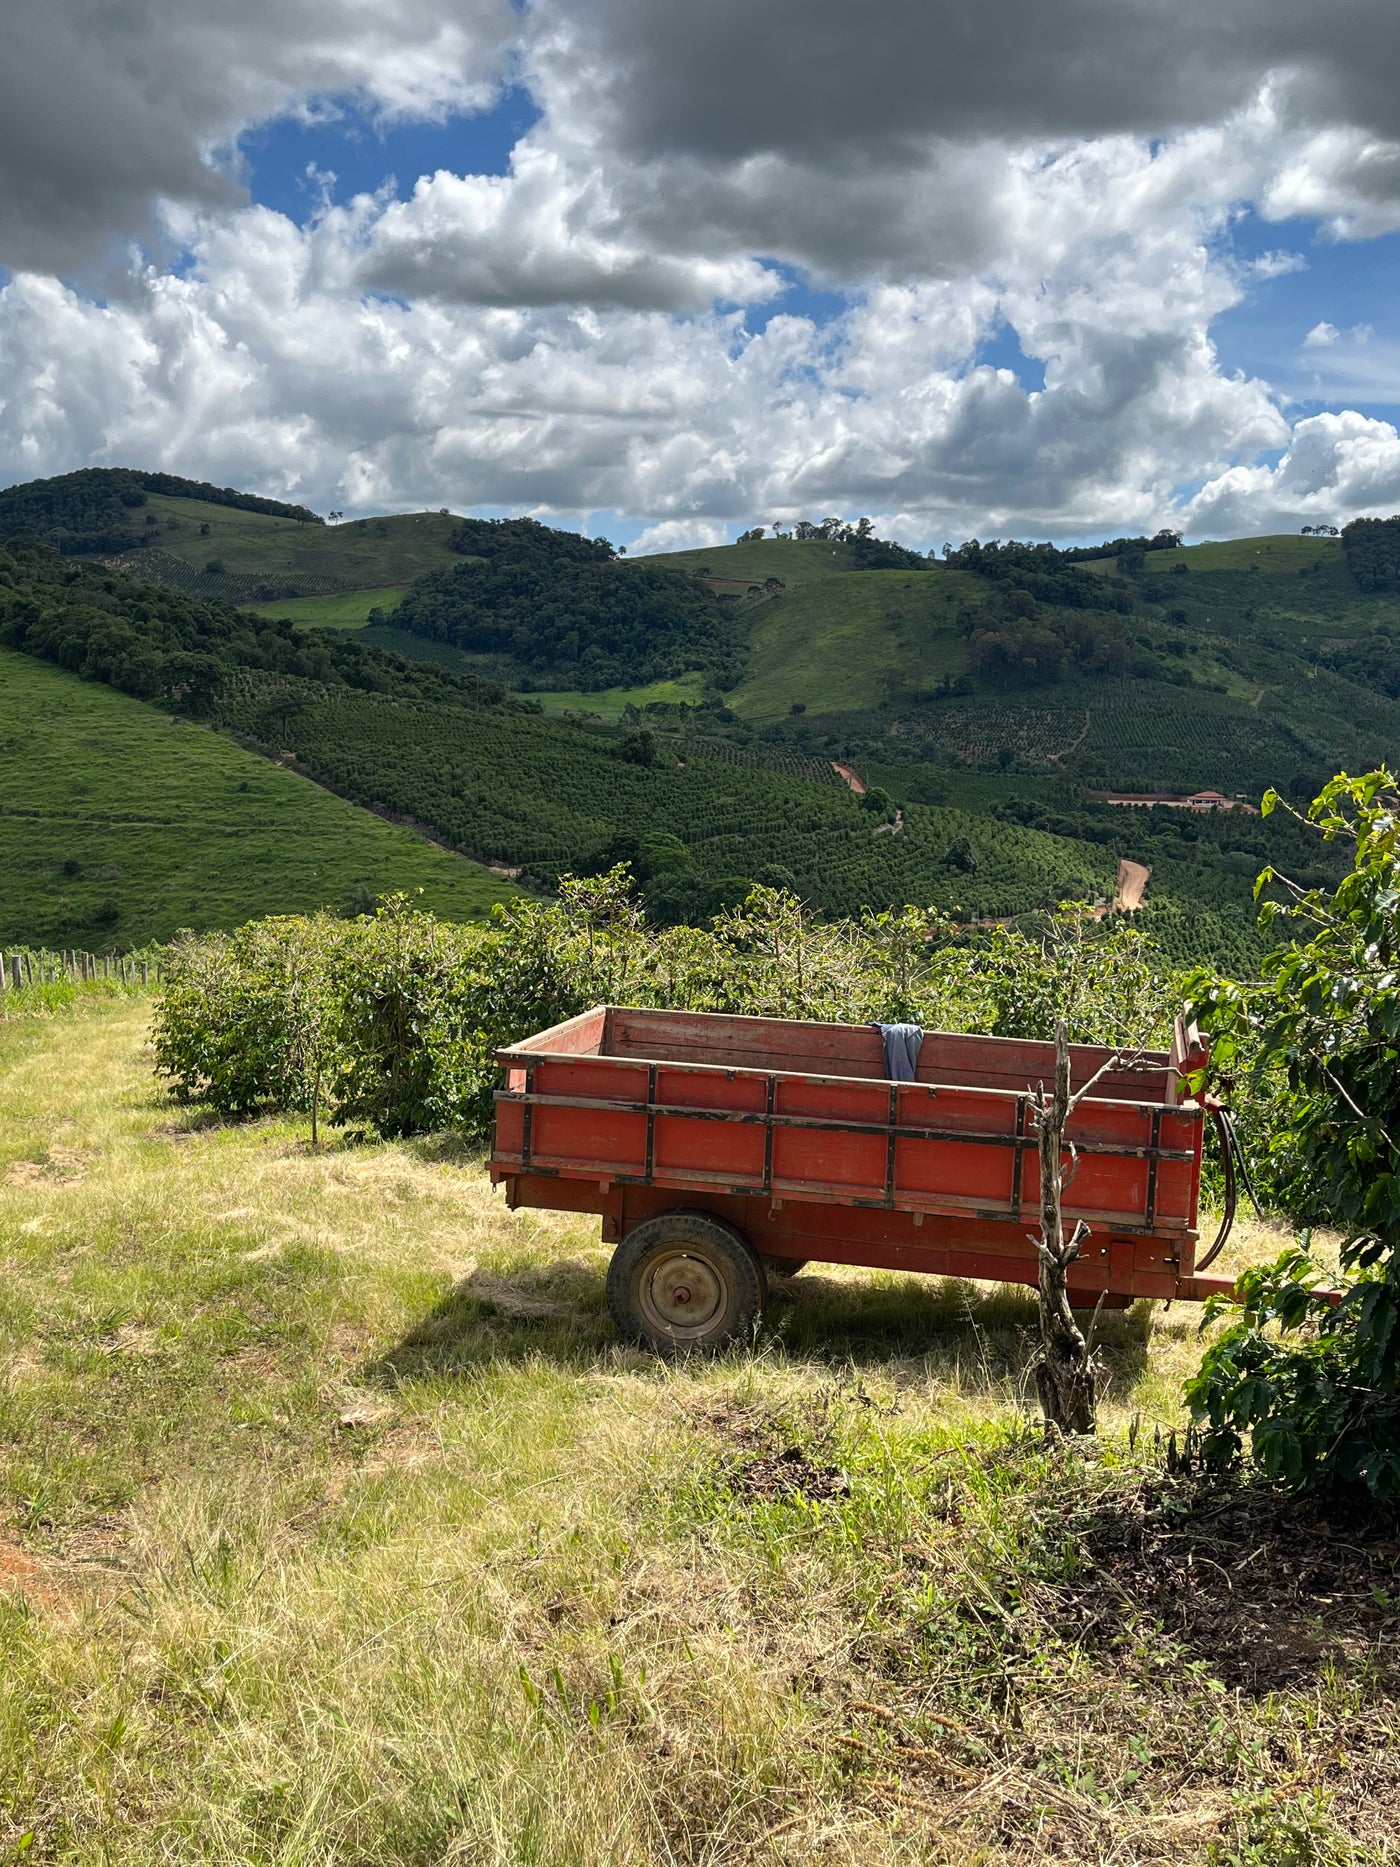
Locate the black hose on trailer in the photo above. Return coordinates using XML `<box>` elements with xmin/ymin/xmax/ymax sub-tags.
<box><xmin>1196</xmin><ymin>1106</ymin><xmax>1262</xmax><ymax>1273</ymax></box>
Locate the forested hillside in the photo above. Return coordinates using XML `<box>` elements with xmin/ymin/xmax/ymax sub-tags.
<box><xmin>0</xmin><ymin>467</ymin><xmax>320</xmax><ymax>553</ymax></box>
<box><xmin>2</xmin><ymin>466</ymin><xmax>1393</xmax><ymax>965</ymax></box>
<box><xmin>0</xmin><ymin>535</ymin><xmax>504</xmax><ymax>713</ymax></box>
<box><xmin>392</xmin><ymin>516</ymin><xmax>745</xmax><ymax>690</ymax></box>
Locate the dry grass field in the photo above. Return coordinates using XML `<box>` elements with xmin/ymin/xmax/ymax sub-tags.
<box><xmin>1</xmin><ymin>1000</ymin><xmax>1396</xmax><ymax>1864</ymax></box>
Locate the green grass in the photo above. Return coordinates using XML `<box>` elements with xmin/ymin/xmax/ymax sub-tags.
<box><xmin>0</xmin><ymin>649</ymin><xmax>519</xmax><ymax>948</ymax></box>
<box><xmin>0</xmin><ymin>1002</ymin><xmax>1393</xmax><ymax>1864</ymax></box>
<box><xmin>531</xmin><ymin>673</ymin><xmax>711</xmax><ymax>716</ymax></box>
<box><xmin>729</xmin><ymin>569</ymin><xmax>970</xmax><ymax>718</ymax></box>
<box><xmin>638</xmin><ymin>537</ymin><xmax>856</xmax><ymax>587</ymax></box>
<box><xmin>238</xmin><ymin>587</ymin><xmax>411</xmax><ymax>627</ymax></box>
<box><xmin>1076</xmin><ymin>535</ymin><xmax>1346</xmax><ymax>576</ymax></box>
<box><xmin>107</xmin><ymin>498</ymin><xmax>461</xmax><ymax>603</ymax></box>
<box><xmin>1160</xmin><ymin>533</ymin><xmax>1345</xmax><ymax>573</ymax></box>
<box><xmin>861</xmin><ymin>762</ymin><xmax>1059</xmax><ymax>810</ymax></box>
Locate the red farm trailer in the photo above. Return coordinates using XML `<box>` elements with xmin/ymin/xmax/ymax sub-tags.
<box><xmin>489</xmin><ymin>1006</ymin><xmax>1238</xmax><ymax>1352</ymax></box>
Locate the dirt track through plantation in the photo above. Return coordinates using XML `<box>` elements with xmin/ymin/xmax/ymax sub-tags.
<box><xmin>1116</xmin><ymin>858</ymin><xmax>1150</xmax><ymax>911</ymax></box>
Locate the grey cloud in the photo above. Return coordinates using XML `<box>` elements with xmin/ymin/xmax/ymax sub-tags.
<box><xmin>0</xmin><ymin>0</ymin><xmax>514</xmax><ymax>273</ymax></box>
<box><xmin>562</xmin><ymin>0</ymin><xmax>1400</xmax><ymax>160</ymax></box>
<box><xmin>500</xmin><ymin>0</ymin><xmax>1400</xmax><ymax>288</ymax></box>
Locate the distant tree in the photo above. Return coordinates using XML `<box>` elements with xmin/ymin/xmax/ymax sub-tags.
<box><xmin>341</xmin><ymin>883</ymin><xmax>380</xmax><ymax>919</ymax></box>
<box><xmin>1343</xmin><ymin>517</ymin><xmax>1400</xmax><ymax>591</ymax></box>
<box><xmin>617</xmin><ymin>729</ymin><xmax>658</xmax><ymax>768</ymax></box>
<box><xmin>634</xmin><ymin>829</ymin><xmax>692</xmax><ymax>879</ymax></box>
<box><xmin>204</xmin><ymin>558</ymin><xmax>224</xmax><ymax>574</ymax></box>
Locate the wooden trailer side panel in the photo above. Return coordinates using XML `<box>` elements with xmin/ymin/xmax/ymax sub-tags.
<box><xmin>489</xmin><ymin>1004</ymin><xmax>1210</xmax><ymax>1302</ymax></box>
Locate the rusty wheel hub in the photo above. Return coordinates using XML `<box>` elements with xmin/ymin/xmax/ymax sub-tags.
<box><xmin>640</xmin><ymin>1250</ymin><xmax>724</xmax><ymax>1335</ymax></box>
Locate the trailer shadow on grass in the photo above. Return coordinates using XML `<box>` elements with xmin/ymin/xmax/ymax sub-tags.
<box><xmin>367</xmin><ymin>1252</ymin><xmax>1153</xmax><ymax>1400</ymax></box>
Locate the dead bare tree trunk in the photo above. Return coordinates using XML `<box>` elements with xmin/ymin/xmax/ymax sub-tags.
<box><xmin>1030</xmin><ymin>1021</ymin><xmax>1099</xmax><ymax>1437</ymax></box>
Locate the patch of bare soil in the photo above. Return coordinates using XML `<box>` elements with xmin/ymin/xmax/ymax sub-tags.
<box><xmin>830</xmin><ymin>761</ymin><xmax>867</xmax><ymax>795</ymax></box>
<box><xmin>0</xmin><ymin>1533</ymin><xmax>53</xmax><ymax>1601</ymax></box>
<box><xmin>1074</xmin><ymin>1480</ymin><xmax>1400</xmax><ymax>1692</ymax></box>
<box><xmin>3</xmin><ymin>1147</ymin><xmax>89</xmax><ymax>1186</ymax></box>
<box><xmin>1115</xmin><ymin>857</ymin><xmax>1151</xmax><ymax>913</ymax></box>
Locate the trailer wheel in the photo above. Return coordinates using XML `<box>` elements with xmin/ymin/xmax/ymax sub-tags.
<box><xmin>608</xmin><ymin>1211</ymin><xmax>765</xmax><ymax>1354</ymax></box>
<box><xmin>759</xmin><ymin>1255</ymin><xmax>809</xmax><ymax>1279</ymax></box>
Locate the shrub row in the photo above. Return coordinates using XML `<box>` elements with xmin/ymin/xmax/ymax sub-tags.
<box><xmin>153</xmin><ymin>879</ymin><xmax>1179</xmax><ymax>1141</ymax></box>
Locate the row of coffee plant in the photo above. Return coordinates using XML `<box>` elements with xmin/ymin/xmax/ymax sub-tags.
<box><xmin>152</xmin><ymin>876</ymin><xmax>1178</xmax><ymax>1141</ymax></box>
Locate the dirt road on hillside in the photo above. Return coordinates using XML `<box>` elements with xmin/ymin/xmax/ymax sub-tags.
<box><xmin>1116</xmin><ymin>858</ymin><xmax>1150</xmax><ymax>911</ymax></box>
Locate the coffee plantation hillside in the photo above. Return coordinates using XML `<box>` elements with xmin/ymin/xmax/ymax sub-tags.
<box><xmin>209</xmin><ymin>671</ymin><xmax>1284</xmax><ymax>968</ymax></box>
<box><xmin>0</xmin><ymin>648</ymin><xmax>517</xmax><ymax>949</ymax></box>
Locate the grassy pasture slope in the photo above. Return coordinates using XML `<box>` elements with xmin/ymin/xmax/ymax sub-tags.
<box><xmin>239</xmin><ymin>587</ymin><xmax>412</xmax><ymax>628</ymax></box>
<box><xmin>108</xmin><ymin>498</ymin><xmax>460</xmax><ymax>604</ymax></box>
<box><xmin>533</xmin><ymin>672</ymin><xmax>711</xmax><ymax>716</ymax></box>
<box><xmin>731</xmin><ymin>567</ymin><xmax>971</xmax><ymax>718</ymax></box>
<box><xmin>529</xmin><ymin>542</ymin><xmax>959</xmax><ymax>717</ymax></box>
<box><xmin>1</xmin><ymin>1004</ymin><xmax>1389</xmax><ymax>1864</ymax></box>
<box><xmin>641</xmin><ymin>536</ymin><xmax>856</xmax><ymax>587</ymax></box>
<box><xmin>0</xmin><ymin>649</ymin><xmax>517</xmax><ymax>948</ymax></box>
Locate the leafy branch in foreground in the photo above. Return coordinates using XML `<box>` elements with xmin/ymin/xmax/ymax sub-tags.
<box><xmin>1186</xmin><ymin>769</ymin><xmax>1400</xmax><ymax>1500</ymax></box>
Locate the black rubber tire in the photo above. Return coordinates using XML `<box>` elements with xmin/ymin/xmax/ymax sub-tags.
<box><xmin>607</xmin><ymin>1210</ymin><xmax>765</xmax><ymax>1354</ymax></box>
<box><xmin>759</xmin><ymin>1255</ymin><xmax>809</xmax><ymax>1279</ymax></box>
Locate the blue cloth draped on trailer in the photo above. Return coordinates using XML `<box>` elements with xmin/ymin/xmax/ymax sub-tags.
<box><xmin>874</xmin><ymin>1021</ymin><xmax>924</xmax><ymax>1081</ymax></box>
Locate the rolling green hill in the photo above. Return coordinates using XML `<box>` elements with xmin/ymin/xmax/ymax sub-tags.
<box><xmin>1</xmin><ymin>466</ymin><xmax>1390</xmax><ymax>966</ymax></box>
<box><xmin>104</xmin><ymin>500</ymin><xmax>461</xmax><ymax>606</ymax></box>
<box><xmin>0</xmin><ymin>648</ymin><xmax>518</xmax><ymax>948</ymax></box>
<box><xmin>238</xmin><ymin>586</ymin><xmax>413</xmax><ymax>627</ymax></box>
<box><xmin>727</xmin><ymin>568</ymin><xmax>972</xmax><ymax>716</ymax></box>
<box><xmin>205</xmin><ymin>670</ymin><xmax>1300</xmax><ymax>967</ymax></box>
<box><xmin>644</xmin><ymin>536</ymin><xmax>858</xmax><ymax>587</ymax></box>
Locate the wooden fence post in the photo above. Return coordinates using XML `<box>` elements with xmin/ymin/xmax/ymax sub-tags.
<box><xmin>140</xmin><ymin>960</ymin><xmax>149</xmax><ymax>987</ymax></box>
<box><xmin>9</xmin><ymin>955</ymin><xmax>21</xmax><ymax>990</ymax></box>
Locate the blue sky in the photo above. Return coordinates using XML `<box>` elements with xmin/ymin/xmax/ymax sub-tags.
<box><xmin>1214</xmin><ymin>214</ymin><xmax>1400</xmax><ymax>417</ymax></box>
<box><xmin>240</xmin><ymin>90</ymin><xmax>540</xmax><ymax>219</ymax></box>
